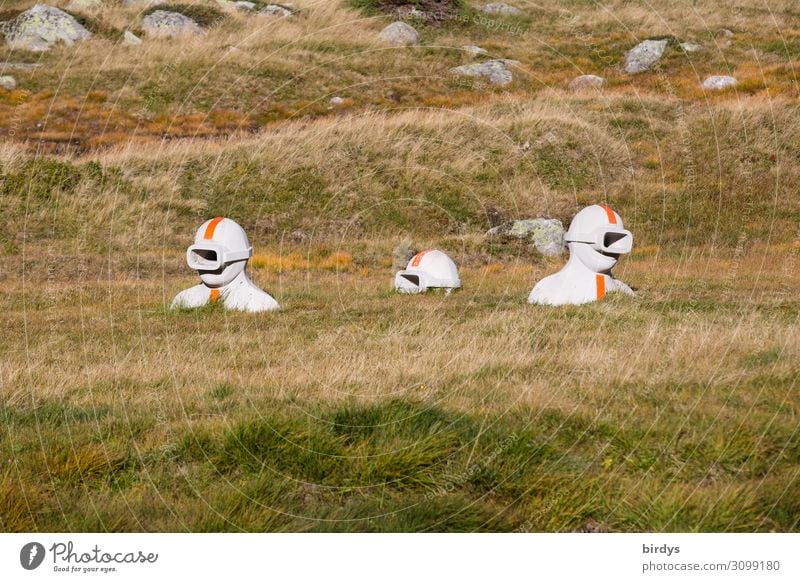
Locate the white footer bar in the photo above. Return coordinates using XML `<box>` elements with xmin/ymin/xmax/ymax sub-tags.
<box><xmin>1</xmin><ymin>533</ymin><xmax>796</xmax><ymax>581</ymax></box>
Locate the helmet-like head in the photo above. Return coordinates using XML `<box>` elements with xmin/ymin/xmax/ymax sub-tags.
<box><xmin>186</xmin><ymin>217</ymin><xmax>253</xmax><ymax>288</ymax></box>
<box><xmin>565</xmin><ymin>204</ymin><xmax>632</xmax><ymax>272</ymax></box>
<box><xmin>395</xmin><ymin>249</ymin><xmax>461</xmax><ymax>294</ymax></box>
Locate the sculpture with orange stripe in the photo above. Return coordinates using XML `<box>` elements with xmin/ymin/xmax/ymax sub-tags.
<box><xmin>171</xmin><ymin>217</ymin><xmax>280</xmax><ymax>312</ymax></box>
<box><xmin>528</xmin><ymin>204</ymin><xmax>634</xmax><ymax>306</ymax></box>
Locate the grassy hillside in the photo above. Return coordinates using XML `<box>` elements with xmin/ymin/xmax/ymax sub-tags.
<box><xmin>1</xmin><ymin>0</ymin><xmax>799</xmax><ymax>532</ymax></box>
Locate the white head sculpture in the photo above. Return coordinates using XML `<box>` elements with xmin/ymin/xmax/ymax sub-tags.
<box><xmin>528</xmin><ymin>204</ymin><xmax>634</xmax><ymax>305</ymax></box>
<box><xmin>394</xmin><ymin>249</ymin><xmax>461</xmax><ymax>294</ymax></box>
<box><xmin>172</xmin><ymin>217</ymin><xmax>280</xmax><ymax>312</ymax></box>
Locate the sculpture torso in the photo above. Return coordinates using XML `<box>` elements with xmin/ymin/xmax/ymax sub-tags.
<box><xmin>172</xmin><ymin>272</ymin><xmax>279</xmax><ymax>313</ymax></box>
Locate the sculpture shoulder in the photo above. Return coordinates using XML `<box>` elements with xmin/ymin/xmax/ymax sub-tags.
<box><xmin>528</xmin><ymin>269</ymin><xmax>598</xmax><ymax>306</ymax></box>
<box><xmin>171</xmin><ymin>284</ymin><xmax>208</xmax><ymax>309</ymax></box>
<box><xmin>528</xmin><ymin>272</ymin><xmax>566</xmax><ymax>305</ymax></box>
<box><xmin>226</xmin><ymin>282</ymin><xmax>280</xmax><ymax>313</ymax></box>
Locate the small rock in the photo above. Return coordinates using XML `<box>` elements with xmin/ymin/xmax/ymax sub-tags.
<box><xmin>66</xmin><ymin>0</ymin><xmax>102</xmax><ymax>10</ymax></box>
<box><xmin>329</xmin><ymin>96</ymin><xmax>344</xmax><ymax>105</ymax></box>
<box><xmin>569</xmin><ymin>74</ymin><xmax>605</xmax><ymax>91</ymax></box>
<box><xmin>290</xmin><ymin>229</ymin><xmax>309</xmax><ymax>243</ymax></box>
<box><xmin>623</xmin><ymin>39</ymin><xmax>668</xmax><ymax>74</ymax></box>
<box><xmin>142</xmin><ymin>10</ymin><xmax>204</xmax><ymax>38</ymax></box>
<box><xmin>701</xmin><ymin>75</ymin><xmax>737</xmax><ymax>90</ymax></box>
<box><xmin>450</xmin><ymin>59</ymin><xmax>513</xmax><ymax>86</ymax></box>
<box><xmin>0</xmin><ymin>63</ymin><xmax>41</xmax><ymax>70</ymax></box>
<box><xmin>0</xmin><ymin>76</ymin><xmax>16</xmax><ymax>90</ymax></box>
<box><xmin>461</xmin><ymin>45</ymin><xmax>488</xmax><ymax>56</ymax></box>
<box><xmin>234</xmin><ymin>1</ymin><xmax>257</xmax><ymax>11</ymax></box>
<box><xmin>1</xmin><ymin>4</ymin><xmax>92</xmax><ymax>52</ymax></box>
<box><xmin>488</xmin><ymin>219</ymin><xmax>566</xmax><ymax>257</ymax></box>
<box><xmin>379</xmin><ymin>21</ymin><xmax>419</xmax><ymax>46</ymax></box>
<box><xmin>122</xmin><ymin>30</ymin><xmax>142</xmax><ymax>46</ymax></box>
<box><xmin>717</xmin><ymin>29</ymin><xmax>734</xmax><ymax>47</ymax></box>
<box><xmin>479</xmin><ymin>3</ymin><xmax>522</xmax><ymax>15</ymax></box>
<box><xmin>679</xmin><ymin>42</ymin><xmax>703</xmax><ymax>53</ymax></box>
<box><xmin>260</xmin><ymin>4</ymin><xmax>293</xmax><ymax>17</ymax></box>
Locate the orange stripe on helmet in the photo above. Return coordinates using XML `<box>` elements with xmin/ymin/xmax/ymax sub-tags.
<box><xmin>209</xmin><ymin>289</ymin><xmax>220</xmax><ymax>303</ymax></box>
<box><xmin>596</xmin><ymin>274</ymin><xmax>606</xmax><ymax>300</ymax></box>
<box><xmin>599</xmin><ymin>204</ymin><xmax>617</xmax><ymax>225</ymax></box>
<box><xmin>204</xmin><ymin>217</ymin><xmax>224</xmax><ymax>240</ymax></box>
<box><xmin>410</xmin><ymin>251</ymin><xmax>429</xmax><ymax>268</ymax></box>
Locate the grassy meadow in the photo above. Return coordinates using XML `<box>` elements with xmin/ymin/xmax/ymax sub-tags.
<box><xmin>1</xmin><ymin>0</ymin><xmax>799</xmax><ymax>531</ymax></box>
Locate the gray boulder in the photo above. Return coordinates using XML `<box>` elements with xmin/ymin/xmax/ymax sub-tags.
<box><xmin>480</xmin><ymin>3</ymin><xmax>521</xmax><ymax>15</ymax></box>
<box><xmin>142</xmin><ymin>10</ymin><xmax>203</xmax><ymax>38</ymax></box>
<box><xmin>701</xmin><ymin>75</ymin><xmax>736</xmax><ymax>90</ymax></box>
<box><xmin>569</xmin><ymin>74</ymin><xmax>605</xmax><ymax>91</ymax></box>
<box><xmin>488</xmin><ymin>219</ymin><xmax>566</xmax><ymax>257</ymax></box>
<box><xmin>0</xmin><ymin>76</ymin><xmax>17</xmax><ymax>90</ymax></box>
<box><xmin>392</xmin><ymin>241</ymin><xmax>417</xmax><ymax>271</ymax></box>
<box><xmin>0</xmin><ymin>5</ymin><xmax>92</xmax><ymax>52</ymax></box>
<box><xmin>624</xmin><ymin>39</ymin><xmax>668</xmax><ymax>74</ymax></box>
<box><xmin>379</xmin><ymin>21</ymin><xmax>419</xmax><ymax>46</ymax></box>
<box><xmin>234</xmin><ymin>1</ymin><xmax>257</xmax><ymax>11</ymax></box>
<box><xmin>450</xmin><ymin>59</ymin><xmax>514</xmax><ymax>86</ymax></box>
<box><xmin>260</xmin><ymin>4</ymin><xmax>293</xmax><ymax>17</ymax></box>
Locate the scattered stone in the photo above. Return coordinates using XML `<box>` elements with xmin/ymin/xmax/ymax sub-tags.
<box><xmin>0</xmin><ymin>63</ymin><xmax>42</xmax><ymax>70</ymax></box>
<box><xmin>450</xmin><ymin>59</ymin><xmax>514</xmax><ymax>86</ymax></box>
<box><xmin>234</xmin><ymin>1</ymin><xmax>257</xmax><ymax>11</ymax></box>
<box><xmin>379</xmin><ymin>21</ymin><xmax>419</xmax><ymax>46</ymax></box>
<box><xmin>329</xmin><ymin>96</ymin><xmax>344</xmax><ymax>105</ymax></box>
<box><xmin>623</xmin><ymin>39</ymin><xmax>668</xmax><ymax>74</ymax></box>
<box><xmin>66</xmin><ymin>0</ymin><xmax>102</xmax><ymax>10</ymax></box>
<box><xmin>142</xmin><ymin>10</ymin><xmax>204</xmax><ymax>38</ymax></box>
<box><xmin>679</xmin><ymin>41</ymin><xmax>703</xmax><ymax>53</ymax></box>
<box><xmin>479</xmin><ymin>3</ymin><xmax>522</xmax><ymax>15</ymax></box>
<box><xmin>0</xmin><ymin>5</ymin><xmax>92</xmax><ymax>52</ymax></box>
<box><xmin>260</xmin><ymin>4</ymin><xmax>293</xmax><ymax>17</ymax></box>
<box><xmin>569</xmin><ymin>74</ymin><xmax>605</xmax><ymax>91</ymax></box>
<box><xmin>717</xmin><ymin>29</ymin><xmax>734</xmax><ymax>47</ymax></box>
<box><xmin>701</xmin><ymin>75</ymin><xmax>737</xmax><ymax>90</ymax></box>
<box><xmin>461</xmin><ymin>45</ymin><xmax>488</xmax><ymax>56</ymax></box>
<box><xmin>0</xmin><ymin>76</ymin><xmax>17</xmax><ymax>90</ymax></box>
<box><xmin>121</xmin><ymin>0</ymin><xmax>161</xmax><ymax>6</ymax></box>
<box><xmin>487</xmin><ymin>219</ymin><xmax>566</xmax><ymax>257</ymax></box>
<box><xmin>289</xmin><ymin>229</ymin><xmax>309</xmax><ymax>243</ymax></box>
<box><xmin>122</xmin><ymin>30</ymin><xmax>142</xmax><ymax>45</ymax></box>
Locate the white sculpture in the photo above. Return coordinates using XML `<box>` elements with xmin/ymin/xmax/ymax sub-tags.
<box><xmin>171</xmin><ymin>217</ymin><xmax>280</xmax><ymax>312</ymax></box>
<box><xmin>528</xmin><ymin>204</ymin><xmax>634</xmax><ymax>306</ymax></box>
<box><xmin>395</xmin><ymin>249</ymin><xmax>461</xmax><ymax>294</ymax></box>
